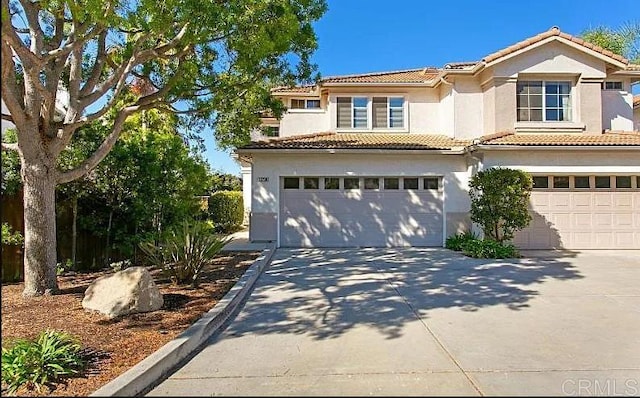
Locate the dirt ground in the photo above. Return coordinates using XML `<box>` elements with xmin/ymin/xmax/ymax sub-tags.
<box><xmin>1</xmin><ymin>251</ymin><xmax>260</xmax><ymax>396</ymax></box>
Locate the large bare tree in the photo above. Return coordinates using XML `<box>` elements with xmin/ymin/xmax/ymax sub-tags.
<box><xmin>1</xmin><ymin>0</ymin><xmax>326</xmax><ymax>297</ymax></box>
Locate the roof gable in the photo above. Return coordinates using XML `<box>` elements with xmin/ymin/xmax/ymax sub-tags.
<box><xmin>482</xmin><ymin>26</ymin><xmax>628</xmax><ymax>68</ymax></box>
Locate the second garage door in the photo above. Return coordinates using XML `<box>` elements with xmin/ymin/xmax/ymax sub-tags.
<box><xmin>513</xmin><ymin>175</ymin><xmax>640</xmax><ymax>249</ymax></box>
<box><xmin>280</xmin><ymin>176</ymin><xmax>443</xmax><ymax>247</ymax></box>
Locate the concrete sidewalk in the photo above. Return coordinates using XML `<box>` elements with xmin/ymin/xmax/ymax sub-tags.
<box><xmin>222</xmin><ymin>230</ymin><xmax>271</xmax><ymax>252</ymax></box>
<box><xmin>148</xmin><ymin>248</ymin><xmax>640</xmax><ymax>396</ymax></box>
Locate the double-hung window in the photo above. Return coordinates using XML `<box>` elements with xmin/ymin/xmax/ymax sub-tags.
<box><xmin>337</xmin><ymin>97</ymin><xmax>368</xmax><ymax>128</ymax></box>
<box><xmin>372</xmin><ymin>97</ymin><xmax>404</xmax><ymax>129</ymax></box>
<box><xmin>291</xmin><ymin>99</ymin><xmax>321</xmax><ymax>110</ymax></box>
<box><xmin>517</xmin><ymin>81</ymin><xmax>571</xmax><ymax>122</ymax></box>
<box><xmin>337</xmin><ymin>96</ymin><xmax>404</xmax><ymax>129</ymax></box>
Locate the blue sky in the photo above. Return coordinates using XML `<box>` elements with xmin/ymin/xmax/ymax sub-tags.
<box><xmin>203</xmin><ymin>0</ymin><xmax>640</xmax><ymax>175</ymax></box>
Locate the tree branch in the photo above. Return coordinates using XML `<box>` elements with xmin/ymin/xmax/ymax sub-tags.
<box><xmin>79</xmin><ymin>30</ymin><xmax>108</xmax><ymax>97</ymax></box>
<box><xmin>0</xmin><ymin>42</ymin><xmax>27</xmax><ymax>128</ymax></box>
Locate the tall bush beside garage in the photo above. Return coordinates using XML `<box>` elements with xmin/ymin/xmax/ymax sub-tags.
<box><xmin>208</xmin><ymin>191</ymin><xmax>244</xmax><ymax>233</ymax></box>
<box><xmin>469</xmin><ymin>168</ymin><xmax>533</xmax><ymax>242</ymax></box>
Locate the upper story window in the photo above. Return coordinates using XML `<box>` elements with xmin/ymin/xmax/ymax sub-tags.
<box><xmin>264</xmin><ymin>126</ymin><xmax>279</xmax><ymax>137</ymax></box>
<box><xmin>373</xmin><ymin>97</ymin><xmax>404</xmax><ymax>129</ymax></box>
<box><xmin>517</xmin><ymin>81</ymin><xmax>571</xmax><ymax>122</ymax></box>
<box><xmin>337</xmin><ymin>96</ymin><xmax>406</xmax><ymax>130</ymax></box>
<box><xmin>603</xmin><ymin>81</ymin><xmax>623</xmax><ymax>90</ymax></box>
<box><xmin>290</xmin><ymin>98</ymin><xmax>321</xmax><ymax>110</ymax></box>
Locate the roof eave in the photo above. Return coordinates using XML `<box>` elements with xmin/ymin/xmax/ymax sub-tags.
<box><xmin>475</xmin><ymin>144</ymin><xmax>640</xmax><ymax>151</ymax></box>
<box><xmin>236</xmin><ymin>148</ymin><xmax>466</xmax><ymax>155</ymax></box>
<box><xmin>483</xmin><ymin>36</ymin><xmax>628</xmax><ymax>70</ymax></box>
<box><xmin>321</xmin><ymin>82</ymin><xmax>433</xmax><ymax>87</ymax></box>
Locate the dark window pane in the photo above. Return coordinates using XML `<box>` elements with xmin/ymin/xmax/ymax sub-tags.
<box><xmin>324</xmin><ymin>177</ymin><xmax>339</xmax><ymax>190</ymax></box>
<box><xmin>291</xmin><ymin>99</ymin><xmax>305</xmax><ymax>109</ymax></box>
<box><xmin>384</xmin><ymin>178</ymin><xmax>399</xmax><ymax>190</ymax></box>
<box><xmin>546</xmin><ymin>109</ymin><xmax>559</xmax><ymax>121</ymax></box>
<box><xmin>546</xmin><ymin>83</ymin><xmax>558</xmax><ymax>94</ymax></box>
<box><xmin>404</xmin><ymin>178</ymin><xmax>418</xmax><ymax>189</ymax></box>
<box><xmin>574</xmin><ymin>176</ymin><xmax>590</xmax><ymax>189</ymax></box>
<box><xmin>516</xmin><ymin>83</ymin><xmax>528</xmax><ymax>95</ymax></box>
<box><xmin>344</xmin><ymin>178</ymin><xmax>360</xmax><ymax>190</ymax></box>
<box><xmin>546</xmin><ymin>95</ymin><xmax>558</xmax><ymax>107</ymax></box>
<box><xmin>364</xmin><ymin>178</ymin><xmax>379</xmax><ymax>189</ymax></box>
<box><xmin>423</xmin><ymin>177</ymin><xmax>439</xmax><ymax>190</ymax></box>
<box><xmin>559</xmin><ymin>83</ymin><xmax>571</xmax><ymax>94</ymax></box>
<box><xmin>553</xmin><ymin>176</ymin><xmax>569</xmax><ymax>188</ymax></box>
<box><xmin>595</xmin><ymin>176</ymin><xmax>611</xmax><ymax>188</ymax></box>
<box><xmin>284</xmin><ymin>177</ymin><xmax>299</xmax><ymax>189</ymax></box>
<box><xmin>304</xmin><ymin>177</ymin><xmax>319</xmax><ymax>189</ymax></box>
<box><xmin>532</xmin><ymin>176</ymin><xmax>549</xmax><ymax>189</ymax></box>
<box><xmin>265</xmin><ymin>126</ymin><xmax>279</xmax><ymax>137</ymax></box>
<box><xmin>616</xmin><ymin>176</ymin><xmax>632</xmax><ymax>188</ymax></box>
<box><xmin>517</xmin><ymin>95</ymin><xmax>529</xmax><ymax>108</ymax></box>
<box><xmin>530</xmin><ymin>109</ymin><xmax>543</xmax><ymax>121</ymax></box>
<box><xmin>306</xmin><ymin>100</ymin><xmax>320</xmax><ymax>109</ymax></box>
<box><xmin>529</xmin><ymin>95</ymin><xmax>543</xmax><ymax>107</ymax></box>
<box><xmin>518</xmin><ymin>109</ymin><xmax>529</xmax><ymax>121</ymax></box>
<box><xmin>529</xmin><ymin>82</ymin><xmax>543</xmax><ymax>94</ymax></box>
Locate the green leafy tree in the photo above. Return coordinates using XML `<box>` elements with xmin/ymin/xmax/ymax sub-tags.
<box><xmin>1</xmin><ymin>0</ymin><xmax>326</xmax><ymax>296</ymax></box>
<box><xmin>1</xmin><ymin>129</ymin><xmax>21</xmax><ymax>195</ymax></box>
<box><xmin>469</xmin><ymin>168</ymin><xmax>533</xmax><ymax>243</ymax></box>
<box><xmin>582</xmin><ymin>22</ymin><xmax>640</xmax><ymax>63</ymax></box>
<box><xmin>209</xmin><ymin>171</ymin><xmax>242</xmax><ymax>192</ymax></box>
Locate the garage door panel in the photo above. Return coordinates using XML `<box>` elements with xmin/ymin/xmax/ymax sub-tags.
<box><xmin>281</xmin><ymin>181</ymin><xmax>443</xmax><ymax>248</ymax></box>
<box><xmin>516</xmin><ymin>189</ymin><xmax>640</xmax><ymax>250</ymax></box>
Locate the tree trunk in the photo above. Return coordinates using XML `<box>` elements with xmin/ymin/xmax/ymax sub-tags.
<box><xmin>105</xmin><ymin>209</ymin><xmax>113</xmax><ymax>267</ymax></box>
<box><xmin>71</xmin><ymin>196</ymin><xmax>78</xmax><ymax>268</ymax></box>
<box><xmin>22</xmin><ymin>159</ymin><xmax>59</xmax><ymax>297</ymax></box>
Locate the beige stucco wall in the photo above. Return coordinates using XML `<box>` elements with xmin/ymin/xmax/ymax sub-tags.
<box><xmin>579</xmin><ymin>81</ymin><xmax>603</xmax><ymax>133</ymax></box>
<box><xmin>601</xmin><ymin>79</ymin><xmax>634</xmax><ymax>132</ymax></box>
<box><xmin>247</xmin><ymin>152</ymin><xmax>471</xmax><ymax>244</ymax></box>
<box><xmin>494</xmin><ymin>78</ymin><xmax>517</xmax><ymax>132</ymax></box>
<box><xmin>438</xmin><ymin>84</ymin><xmax>454</xmax><ymax>136</ymax></box>
<box><xmin>492</xmin><ymin>40</ymin><xmax>606</xmax><ymax>79</ymax></box>
<box><xmin>452</xmin><ymin>77</ymin><xmax>483</xmax><ymax>139</ymax></box>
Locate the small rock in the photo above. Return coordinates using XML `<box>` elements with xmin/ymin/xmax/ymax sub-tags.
<box><xmin>82</xmin><ymin>267</ymin><xmax>163</xmax><ymax>319</ymax></box>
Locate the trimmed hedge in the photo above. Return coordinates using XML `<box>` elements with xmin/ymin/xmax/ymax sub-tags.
<box><xmin>208</xmin><ymin>191</ymin><xmax>244</xmax><ymax>233</ymax></box>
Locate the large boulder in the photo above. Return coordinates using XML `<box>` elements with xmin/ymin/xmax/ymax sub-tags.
<box><xmin>82</xmin><ymin>267</ymin><xmax>163</xmax><ymax>318</ymax></box>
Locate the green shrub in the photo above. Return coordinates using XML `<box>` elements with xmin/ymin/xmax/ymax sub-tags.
<box><xmin>139</xmin><ymin>221</ymin><xmax>232</xmax><ymax>287</ymax></box>
<box><xmin>461</xmin><ymin>239</ymin><xmax>519</xmax><ymax>259</ymax></box>
<box><xmin>445</xmin><ymin>231</ymin><xmax>478</xmax><ymax>251</ymax></box>
<box><xmin>1</xmin><ymin>330</ymin><xmax>86</xmax><ymax>395</ymax></box>
<box><xmin>56</xmin><ymin>259</ymin><xmax>74</xmax><ymax>276</ymax></box>
<box><xmin>469</xmin><ymin>168</ymin><xmax>533</xmax><ymax>242</ymax></box>
<box><xmin>208</xmin><ymin>191</ymin><xmax>244</xmax><ymax>233</ymax></box>
<box><xmin>1</xmin><ymin>223</ymin><xmax>23</xmax><ymax>246</ymax></box>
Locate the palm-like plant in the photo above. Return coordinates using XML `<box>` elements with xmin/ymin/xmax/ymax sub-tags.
<box><xmin>140</xmin><ymin>221</ymin><xmax>231</xmax><ymax>287</ymax></box>
<box><xmin>582</xmin><ymin>21</ymin><xmax>640</xmax><ymax>63</ymax></box>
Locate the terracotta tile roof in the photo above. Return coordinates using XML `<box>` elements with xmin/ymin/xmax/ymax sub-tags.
<box><xmin>634</xmin><ymin>95</ymin><xmax>640</xmax><ymax>109</ymax></box>
<box><xmin>480</xmin><ymin>131</ymin><xmax>640</xmax><ymax>146</ymax></box>
<box><xmin>241</xmin><ymin>132</ymin><xmax>471</xmax><ymax>150</ymax></box>
<box><xmin>483</xmin><ymin>26</ymin><xmax>629</xmax><ymax>64</ymax></box>
<box><xmin>443</xmin><ymin>61</ymin><xmax>479</xmax><ymax>70</ymax></box>
<box><xmin>626</xmin><ymin>64</ymin><xmax>640</xmax><ymax>71</ymax></box>
<box><xmin>321</xmin><ymin>68</ymin><xmax>440</xmax><ymax>84</ymax></box>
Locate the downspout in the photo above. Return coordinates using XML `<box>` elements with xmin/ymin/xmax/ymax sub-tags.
<box><xmin>464</xmin><ymin>141</ymin><xmax>484</xmax><ymax>238</ymax></box>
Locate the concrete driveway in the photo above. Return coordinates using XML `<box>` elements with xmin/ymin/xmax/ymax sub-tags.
<box><xmin>149</xmin><ymin>248</ymin><xmax>640</xmax><ymax>396</ymax></box>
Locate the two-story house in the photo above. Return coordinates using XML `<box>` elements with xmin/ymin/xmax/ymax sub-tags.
<box><xmin>235</xmin><ymin>27</ymin><xmax>640</xmax><ymax>250</ymax></box>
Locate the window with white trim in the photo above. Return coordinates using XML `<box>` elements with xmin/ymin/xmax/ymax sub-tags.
<box><xmin>337</xmin><ymin>97</ymin><xmax>369</xmax><ymax>128</ymax></box>
<box><xmin>291</xmin><ymin>98</ymin><xmax>321</xmax><ymax>109</ymax></box>
<box><xmin>372</xmin><ymin>97</ymin><xmax>404</xmax><ymax>129</ymax></box>
<box><xmin>264</xmin><ymin>126</ymin><xmax>279</xmax><ymax>137</ymax></box>
<box><xmin>517</xmin><ymin>81</ymin><xmax>571</xmax><ymax>122</ymax></box>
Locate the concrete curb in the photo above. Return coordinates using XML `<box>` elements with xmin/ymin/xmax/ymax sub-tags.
<box><xmin>90</xmin><ymin>245</ymin><xmax>276</xmax><ymax>397</ymax></box>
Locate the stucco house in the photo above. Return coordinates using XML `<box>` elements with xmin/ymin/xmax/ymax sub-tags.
<box><xmin>235</xmin><ymin>27</ymin><xmax>640</xmax><ymax>250</ymax></box>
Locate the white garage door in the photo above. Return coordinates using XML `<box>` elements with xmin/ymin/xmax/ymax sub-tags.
<box><xmin>514</xmin><ymin>175</ymin><xmax>640</xmax><ymax>249</ymax></box>
<box><xmin>280</xmin><ymin>176</ymin><xmax>443</xmax><ymax>247</ymax></box>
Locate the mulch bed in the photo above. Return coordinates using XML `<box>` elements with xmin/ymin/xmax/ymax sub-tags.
<box><xmin>1</xmin><ymin>251</ymin><xmax>260</xmax><ymax>396</ymax></box>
